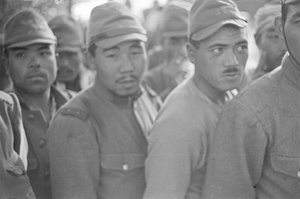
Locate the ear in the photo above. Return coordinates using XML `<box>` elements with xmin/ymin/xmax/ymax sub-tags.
<box><xmin>254</xmin><ymin>33</ymin><xmax>262</xmax><ymax>49</ymax></box>
<box><xmin>3</xmin><ymin>54</ymin><xmax>10</xmax><ymax>76</ymax></box>
<box><xmin>86</xmin><ymin>51</ymin><xmax>96</xmax><ymax>70</ymax></box>
<box><xmin>186</xmin><ymin>43</ymin><xmax>196</xmax><ymax>65</ymax></box>
<box><xmin>274</xmin><ymin>16</ymin><xmax>285</xmax><ymax>40</ymax></box>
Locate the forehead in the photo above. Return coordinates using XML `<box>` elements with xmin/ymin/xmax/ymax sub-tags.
<box><xmin>102</xmin><ymin>40</ymin><xmax>145</xmax><ymax>51</ymax></box>
<box><xmin>286</xmin><ymin>3</ymin><xmax>300</xmax><ymax>18</ymax></box>
<box><xmin>201</xmin><ymin>25</ymin><xmax>247</xmax><ymax>47</ymax></box>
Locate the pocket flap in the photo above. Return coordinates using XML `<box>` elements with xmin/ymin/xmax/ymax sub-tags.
<box><xmin>271</xmin><ymin>154</ymin><xmax>300</xmax><ymax>178</ymax></box>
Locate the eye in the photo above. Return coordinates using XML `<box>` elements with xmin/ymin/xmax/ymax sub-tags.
<box><xmin>15</xmin><ymin>52</ymin><xmax>26</xmax><ymax>59</ymax></box>
<box><xmin>236</xmin><ymin>44</ymin><xmax>248</xmax><ymax>53</ymax></box>
<box><xmin>211</xmin><ymin>47</ymin><xmax>223</xmax><ymax>54</ymax></box>
<box><xmin>40</xmin><ymin>50</ymin><xmax>52</xmax><ymax>57</ymax></box>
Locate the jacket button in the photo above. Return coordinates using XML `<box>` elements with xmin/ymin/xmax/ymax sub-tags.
<box><xmin>39</xmin><ymin>139</ymin><xmax>46</xmax><ymax>147</ymax></box>
<box><xmin>122</xmin><ymin>164</ymin><xmax>128</xmax><ymax>171</ymax></box>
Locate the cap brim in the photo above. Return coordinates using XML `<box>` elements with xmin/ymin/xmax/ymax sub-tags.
<box><xmin>191</xmin><ymin>19</ymin><xmax>247</xmax><ymax>42</ymax></box>
<box><xmin>283</xmin><ymin>0</ymin><xmax>299</xmax><ymax>4</ymax></box>
<box><xmin>94</xmin><ymin>33</ymin><xmax>147</xmax><ymax>49</ymax></box>
<box><xmin>7</xmin><ymin>38</ymin><xmax>56</xmax><ymax>49</ymax></box>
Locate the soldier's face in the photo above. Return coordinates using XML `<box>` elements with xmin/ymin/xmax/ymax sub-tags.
<box><xmin>6</xmin><ymin>43</ymin><xmax>57</xmax><ymax>95</ymax></box>
<box><xmin>188</xmin><ymin>25</ymin><xmax>248</xmax><ymax>92</ymax></box>
<box><xmin>281</xmin><ymin>3</ymin><xmax>300</xmax><ymax>65</ymax></box>
<box><xmin>56</xmin><ymin>49</ymin><xmax>82</xmax><ymax>83</ymax></box>
<box><xmin>91</xmin><ymin>40</ymin><xmax>147</xmax><ymax>97</ymax></box>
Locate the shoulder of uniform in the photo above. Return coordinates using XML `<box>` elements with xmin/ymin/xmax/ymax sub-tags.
<box><xmin>60</xmin><ymin>107</ymin><xmax>89</xmax><ymax>121</ymax></box>
<box><xmin>0</xmin><ymin>91</ymin><xmax>14</xmax><ymax>105</ymax></box>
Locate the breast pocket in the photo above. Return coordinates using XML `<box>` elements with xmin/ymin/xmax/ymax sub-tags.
<box><xmin>271</xmin><ymin>153</ymin><xmax>300</xmax><ymax>179</ymax></box>
<box><xmin>100</xmin><ymin>154</ymin><xmax>146</xmax><ymax>172</ymax></box>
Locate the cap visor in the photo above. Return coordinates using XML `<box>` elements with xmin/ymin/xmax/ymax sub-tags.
<box><xmin>7</xmin><ymin>38</ymin><xmax>56</xmax><ymax>49</ymax></box>
<box><xmin>95</xmin><ymin>33</ymin><xmax>147</xmax><ymax>49</ymax></box>
<box><xmin>191</xmin><ymin>19</ymin><xmax>247</xmax><ymax>42</ymax></box>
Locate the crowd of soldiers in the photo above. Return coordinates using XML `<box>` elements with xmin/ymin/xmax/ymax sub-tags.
<box><xmin>1</xmin><ymin>0</ymin><xmax>300</xmax><ymax>198</ymax></box>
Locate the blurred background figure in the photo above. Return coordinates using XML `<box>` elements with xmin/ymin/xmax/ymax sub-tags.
<box><xmin>144</xmin><ymin>2</ymin><xmax>194</xmax><ymax>101</ymax></box>
<box><xmin>49</xmin><ymin>15</ymin><xmax>95</xmax><ymax>93</ymax></box>
<box><xmin>251</xmin><ymin>1</ymin><xmax>286</xmax><ymax>81</ymax></box>
<box><xmin>0</xmin><ymin>34</ymin><xmax>12</xmax><ymax>92</ymax></box>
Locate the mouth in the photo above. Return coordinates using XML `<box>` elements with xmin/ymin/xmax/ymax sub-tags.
<box><xmin>222</xmin><ymin>70</ymin><xmax>241</xmax><ymax>79</ymax></box>
<box><xmin>116</xmin><ymin>76</ymin><xmax>137</xmax><ymax>85</ymax></box>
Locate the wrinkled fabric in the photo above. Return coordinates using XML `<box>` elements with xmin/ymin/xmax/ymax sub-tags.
<box><xmin>48</xmin><ymin>85</ymin><xmax>160</xmax><ymax>199</ymax></box>
<box><xmin>143</xmin><ymin>79</ymin><xmax>225</xmax><ymax>199</ymax></box>
<box><xmin>202</xmin><ymin>55</ymin><xmax>300</xmax><ymax>199</ymax></box>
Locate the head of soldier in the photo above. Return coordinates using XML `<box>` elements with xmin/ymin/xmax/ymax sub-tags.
<box><xmin>159</xmin><ymin>2</ymin><xmax>189</xmax><ymax>64</ymax></box>
<box><xmin>275</xmin><ymin>0</ymin><xmax>300</xmax><ymax>67</ymax></box>
<box><xmin>3</xmin><ymin>9</ymin><xmax>57</xmax><ymax>95</ymax></box>
<box><xmin>187</xmin><ymin>0</ymin><xmax>248</xmax><ymax>94</ymax></box>
<box><xmin>87</xmin><ymin>2</ymin><xmax>148</xmax><ymax>97</ymax></box>
<box><xmin>49</xmin><ymin>15</ymin><xmax>84</xmax><ymax>84</ymax></box>
<box><xmin>254</xmin><ymin>2</ymin><xmax>286</xmax><ymax>72</ymax></box>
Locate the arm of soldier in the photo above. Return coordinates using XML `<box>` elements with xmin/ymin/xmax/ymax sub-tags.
<box><xmin>9</xmin><ymin>93</ymin><xmax>28</xmax><ymax>169</ymax></box>
<box><xmin>202</xmin><ymin>99</ymin><xmax>268</xmax><ymax>199</ymax></box>
<box><xmin>48</xmin><ymin>110</ymin><xmax>100</xmax><ymax>199</ymax></box>
<box><xmin>143</xmin><ymin>117</ymin><xmax>203</xmax><ymax>199</ymax></box>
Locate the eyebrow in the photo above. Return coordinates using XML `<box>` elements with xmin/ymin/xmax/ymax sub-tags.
<box><xmin>207</xmin><ymin>40</ymin><xmax>248</xmax><ymax>49</ymax></box>
<box><xmin>103</xmin><ymin>46</ymin><xmax>119</xmax><ymax>53</ymax></box>
<box><xmin>10</xmin><ymin>44</ymin><xmax>51</xmax><ymax>51</ymax></box>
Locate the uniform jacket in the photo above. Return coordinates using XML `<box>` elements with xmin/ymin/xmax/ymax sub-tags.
<box><xmin>143</xmin><ymin>79</ymin><xmax>228</xmax><ymax>199</ymax></box>
<box><xmin>48</xmin><ymin>84</ymin><xmax>161</xmax><ymax>199</ymax></box>
<box><xmin>202</xmin><ymin>55</ymin><xmax>300</xmax><ymax>198</ymax></box>
<box><xmin>0</xmin><ymin>91</ymin><xmax>35</xmax><ymax>199</ymax></box>
<box><xmin>15</xmin><ymin>87</ymin><xmax>69</xmax><ymax>199</ymax></box>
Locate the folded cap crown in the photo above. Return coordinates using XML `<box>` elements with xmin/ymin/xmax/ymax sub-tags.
<box><xmin>87</xmin><ymin>2</ymin><xmax>147</xmax><ymax>48</ymax></box>
<box><xmin>4</xmin><ymin>8</ymin><xmax>56</xmax><ymax>49</ymax></box>
<box><xmin>254</xmin><ymin>2</ymin><xmax>281</xmax><ymax>35</ymax></box>
<box><xmin>189</xmin><ymin>0</ymin><xmax>247</xmax><ymax>42</ymax></box>
<box><xmin>49</xmin><ymin>15</ymin><xmax>83</xmax><ymax>52</ymax></box>
<box><xmin>160</xmin><ymin>3</ymin><xmax>189</xmax><ymax>37</ymax></box>
<box><xmin>281</xmin><ymin>0</ymin><xmax>299</xmax><ymax>5</ymax></box>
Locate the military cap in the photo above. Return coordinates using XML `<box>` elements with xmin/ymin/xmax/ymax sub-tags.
<box><xmin>87</xmin><ymin>1</ymin><xmax>147</xmax><ymax>48</ymax></box>
<box><xmin>4</xmin><ymin>9</ymin><xmax>56</xmax><ymax>49</ymax></box>
<box><xmin>255</xmin><ymin>2</ymin><xmax>281</xmax><ymax>35</ymax></box>
<box><xmin>281</xmin><ymin>0</ymin><xmax>299</xmax><ymax>4</ymax></box>
<box><xmin>189</xmin><ymin>0</ymin><xmax>247</xmax><ymax>42</ymax></box>
<box><xmin>49</xmin><ymin>15</ymin><xmax>84</xmax><ymax>52</ymax></box>
<box><xmin>159</xmin><ymin>2</ymin><xmax>189</xmax><ymax>37</ymax></box>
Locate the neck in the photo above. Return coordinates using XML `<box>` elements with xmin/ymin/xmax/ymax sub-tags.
<box><xmin>192</xmin><ymin>75</ymin><xmax>227</xmax><ymax>106</ymax></box>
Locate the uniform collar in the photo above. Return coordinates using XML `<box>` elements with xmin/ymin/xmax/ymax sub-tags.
<box><xmin>14</xmin><ymin>86</ymin><xmax>68</xmax><ymax>110</ymax></box>
<box><xmin>282</xmin><ymin>54</ymin><xmax>300</xmax><ymax>88</ymax></box>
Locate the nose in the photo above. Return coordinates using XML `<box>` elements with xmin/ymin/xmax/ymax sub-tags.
<box><xmin>120</xmin><ymin>54</ymin><xmax>134</xmax><ymax>73</ymax></box>
<box><xmin>224</xmin><ymin>50</ymin><xmax>239</xmax><ymax>68</ymax></box>
<box><xmin>57</xmin><ymin>55</ymin><xmax>69</xmax><ymax>68</ymax></box>
<box><xmin>28</xmin><ymin>55</ymin><xmax>41</xmax><ymax>69</ymax></box>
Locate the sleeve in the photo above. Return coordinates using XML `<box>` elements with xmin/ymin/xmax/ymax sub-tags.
<box><xmin>143</xmin><ymin>111</ymin><xmax>204</xmax><ymax>199</ymax></box>
<box><xmin>9</xmin><ymin>93</ymin><xmax>28</xmax><ymax>170</ymax></box>
<box><xmin>48</xmin><ymin>113</ymin><xmax>100</xmax><ymax>199</ymax></box>
<box><xmin>202</xmin><ymin>99</ymin><xmax>268</xmax><ymax>199</ymax></box>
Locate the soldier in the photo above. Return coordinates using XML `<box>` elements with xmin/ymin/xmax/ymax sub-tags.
<box><xmin>48</xmin><ymin>2</ymin><xmax>161</xmax><ymax>199</ymax></box>
<box><xmin>251</xmin><ymin>1</ymin><xmax>286</xmax><ymax>81</ymax></box>
<box><xmin>144</xmin><ymin>2</ymin><xmax>193</xmax><ymax>101</ymax></box>
<box><xmin>143</xmin><ymin>0</ymin><xmax>248</xmax><ymax>198</ymax></box>
<box><xmin>202</xmin><ymin>0</ymin><xmax>300</xmax><ymax>198</ymax></box>
<box><xmin>3</xmin><ymin>9</ymin><xmax>71</xmax><ymax>199</ymax></box>
<box><xmin>49</xmin><ymin>15</ymin><xmax>95</xmax><ymax>93</ymax></box>
<box><xmin>0</xmin><ymin>91</ymin><xmax>35</xmax><ymax>199</ymax></box>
